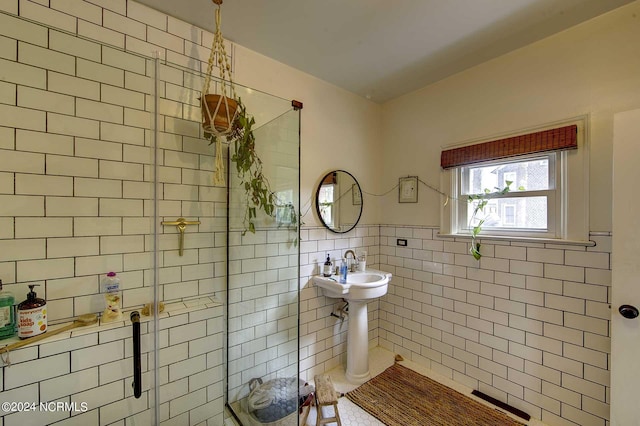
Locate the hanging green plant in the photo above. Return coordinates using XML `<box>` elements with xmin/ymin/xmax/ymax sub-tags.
<box><xmin>200</xmin><ymin>1</ymin><xmax>298</xmax><ymax>236</ymax></box>
<box><xmin>205</xmin><ymin>101</ymin><xmax>297</xmax><ymax>236</ymax></box>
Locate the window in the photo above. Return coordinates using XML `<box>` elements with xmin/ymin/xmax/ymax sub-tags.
<box><xmin>318</xmin><ymin>184</ymin><xmax>335</xmax><ymax>227</ymax></box>
<box><xmin>440</xmin><ymin>118</ymin><xmax>589</xmax><ymax>243</ymax></box>
<box><xmin>459</xmin><ymin>154</ymin><xmax>557</xmax><ymax>238</ymax></box>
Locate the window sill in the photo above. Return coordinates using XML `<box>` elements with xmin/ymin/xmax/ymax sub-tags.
<box><xmin>436</xmin><ymin>233</ymin><xmax>595</xmax><ymax>247</ymax></box>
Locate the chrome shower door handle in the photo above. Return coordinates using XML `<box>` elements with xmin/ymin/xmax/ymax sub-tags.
<box><xmin>130</xmin><ymin>311</ymin><xmax>142</xmax><ymax>399</ymax></box>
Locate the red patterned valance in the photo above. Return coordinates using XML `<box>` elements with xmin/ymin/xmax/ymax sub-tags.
<box><xmin>440</xmin><ymin>125</ymin><xmax>577</xmax><ymax>169</ymax></box>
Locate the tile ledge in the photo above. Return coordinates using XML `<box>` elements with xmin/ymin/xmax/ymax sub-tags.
<box><xmin>0</xmin><ymin>295</ymin><xmax>223</xmax><ymax>354</ymax></box>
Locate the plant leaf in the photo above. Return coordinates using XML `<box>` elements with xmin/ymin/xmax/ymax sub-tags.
<box><xmin>470</xmin><ymin>243</ymin><xmax>482</xmax><ymax>260</ymax></box>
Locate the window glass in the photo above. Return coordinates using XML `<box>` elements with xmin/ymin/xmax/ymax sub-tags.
<box><xmin>467</xmin><ymin>197</ymin><xmax>547</xmax><ymax>229</ymax></box>
<box><xmin>460</xmin><ymin>154</ymin><xmax>554</xmax><ymax>234</ymax></box>
<box><xmin>463</xmin><ymin>158</ymin><xmax>550</xmax><ymax>194</ymax></box>
<box><xmin>318</xmin><ymin>185</ymin><xmax>334</xmax><ymax>227</ymax></box>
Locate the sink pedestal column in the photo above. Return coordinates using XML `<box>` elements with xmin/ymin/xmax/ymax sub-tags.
<box><xmin>346</xmin><ymin>299</ymin><xmax>370</xmax><ymax>384</ymax></box>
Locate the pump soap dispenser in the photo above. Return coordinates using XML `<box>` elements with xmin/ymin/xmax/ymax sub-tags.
<box><xmin>17</xmin><ymin>284</ymin><xmax>47</xmax><ymax>339</ymax></box>
<box><xmin>0</xmin><ymin>279</ymin><xmax>16</xmax><ymax>340</ymax></box>
<box><xmin>322</xmin><ymin>254</ymin><xmax>333</xmax><ymax>277</ymax></box>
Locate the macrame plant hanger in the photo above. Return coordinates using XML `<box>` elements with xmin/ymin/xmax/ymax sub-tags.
<box><xmin>201</xmin><ymin>0</ymin><xmax>239</xmax><ymax>186</ymax></box>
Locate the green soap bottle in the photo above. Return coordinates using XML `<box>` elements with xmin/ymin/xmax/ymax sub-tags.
<box><xmin>0</xmin><ymin>279</ymin><xmax>16</xmax><ymax>340</ymax></box>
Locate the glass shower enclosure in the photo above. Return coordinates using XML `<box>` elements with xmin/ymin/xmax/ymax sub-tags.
<box><xmin>0</xmin><ymin>8</ymin><xmax>300</xmax><ymax>426</ymax></box>
<box><xmin>225</xmin><ymin>105</ymin><xmax>301</xmax><ymax>424</ymax></box>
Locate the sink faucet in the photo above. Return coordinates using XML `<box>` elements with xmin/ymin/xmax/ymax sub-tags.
<box><xmin>344</xmin><ymin>250</ymin><xmax>357</xmax><ymax>272</ymax></box>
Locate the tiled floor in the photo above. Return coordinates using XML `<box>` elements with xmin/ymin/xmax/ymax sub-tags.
<box><xmin>225</xmin><ymin>346</ymin><xmax>550</xmax><ymax>426</ymax></box>
<box><xmin>304</xmin><ymin>346</ymin><xmax>549</xmax><ymax>426</ymax></box>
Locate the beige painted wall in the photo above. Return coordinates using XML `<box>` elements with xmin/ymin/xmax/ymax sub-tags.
<box><xmin>380</xmin><ymin>1</ymin><xmax>640</xmax><ymax>231</ymax></box>
<box><xmin>233</xmin><ymin>45</ymin><xmax>384</xmax><ymax>228</ymax></box>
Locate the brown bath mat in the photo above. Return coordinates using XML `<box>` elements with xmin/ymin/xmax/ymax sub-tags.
<box><xmin>346</xmin><ymin>363</ymin><xmax>525</xmax><ymax>426</ymax></box>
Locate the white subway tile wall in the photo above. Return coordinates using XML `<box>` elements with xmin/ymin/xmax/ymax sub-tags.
<box><xmin>0</xmin><ymin>300</ymin><xmax>224</xmax><ymax>426</ymax></box>
<box><xmin>0</xmin><ymin>0</ymin><xmax>229</xmax><ymax>316</ymax></box>
<box><xmin>373</xmin><ymin>226</ymin><xmax>611</xmax><ymax>426</ymax></box>
<box><xmin>0</xmin><ymin>0</ymin><xmax>228</xmax><ymax>424</ymax></box>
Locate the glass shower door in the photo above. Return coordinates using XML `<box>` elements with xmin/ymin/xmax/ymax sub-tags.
<box><xmin>226</xmin><ymin>106</ymin><xmax>301</xmax><ymax>425</ymax></box>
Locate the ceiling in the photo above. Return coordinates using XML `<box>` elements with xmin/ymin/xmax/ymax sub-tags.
<box><xmin>137</xmin><ymin>0</ymin><xmax>633</xmax><ymax>103</ymax></box>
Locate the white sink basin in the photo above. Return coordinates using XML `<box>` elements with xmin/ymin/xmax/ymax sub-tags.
<box><xmin>312</xmin><ymin>269</ymin><xmax>391</xmax><ymax>300</ymax></box>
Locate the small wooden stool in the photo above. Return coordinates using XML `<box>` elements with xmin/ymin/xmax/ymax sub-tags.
<box><xmin>314</xmin><ymin>374</ymin><xmax>342</xmax><ymax>426</ymax></box>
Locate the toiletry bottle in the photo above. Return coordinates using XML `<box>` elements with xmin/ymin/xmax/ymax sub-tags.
<box><xmin>358</xmin><ymin>251</ymin><xmax>367</xmax><ymax>272</ymax></box>
<box><xmin>17</xmin><ymin>284</ymin><xmax>47</xmax><ymax>339</ymax></box>
<box><xmin>339</xmin><ymin>258</ymin><xmax>348</xmax><ymax>284</ymax></box>
<box><xmin>322</xmin><ymin>254</ymin><xmax>332</xmax><ymax>277</ymax></box>
<box><xmin>0</xmin><ymin>279</ymin><xmax>16</xmax><ymax>340</ymax></box>
<box><xmin>101</xmin><ymin>272</ymin><xmax>122</xmax><ymax>322</ymax></box>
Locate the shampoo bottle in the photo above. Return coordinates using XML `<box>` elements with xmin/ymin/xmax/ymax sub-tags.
<box><xmin>0</xmin><ymin>279</ymin><xmax>16</xmax><ymax>340</ymax></box>
<box><xmin>17</xmin><ymin>284</ymin><xmax>47</xmax><ymax>339</ymax></box>
<box><xmin>322</xmin><ymin>254</ymin><xmax>332</xmax><ymax>277</ymax></box>
<box><xmin>101</xmin><ymin>272</ymin><xmax>122</xmax><ymax>323</ymax></box>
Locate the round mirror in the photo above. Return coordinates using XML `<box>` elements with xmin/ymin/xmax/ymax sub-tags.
<box><xmin>316</xmin><ymin>170</ymin><xmax>363</xmax><ymax>233</ymax></box>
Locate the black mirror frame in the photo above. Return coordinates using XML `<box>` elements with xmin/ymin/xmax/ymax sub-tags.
<box><xmin>315</xmin><ymin>169</ymin><xmax>363</xmax><ymax>234</ymax></box>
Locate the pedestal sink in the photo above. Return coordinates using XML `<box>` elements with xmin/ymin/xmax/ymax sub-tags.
<box><xmin>313</xmin><ymin>269</ymin><xmax>391</xmax><ymax>383</ymax></box>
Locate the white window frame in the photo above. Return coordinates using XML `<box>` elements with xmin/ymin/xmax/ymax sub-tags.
<box><xmin>457</xmin><ymin>153</ymin><xmax>559</xmax><ymax>238</ymax></box>
<box><xmin>440</xmin><ymin>116</ymin><xmax>589</xmax><ymax>244</ymax></box>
